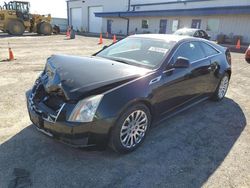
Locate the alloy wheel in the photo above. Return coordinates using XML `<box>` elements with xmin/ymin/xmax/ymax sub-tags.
<box><xmin>120</xmin><ymin>110</ymin><xmax>148</xmax><ymax>148</ymax></box>
<box><xmin>218</xmin><ymin>75</ymin><xmax>229</xmax><ymax>99</ymax></box>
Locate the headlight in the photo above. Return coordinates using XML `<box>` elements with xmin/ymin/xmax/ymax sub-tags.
<box><xmin>68</xmin><ymin>94</ymin><xmax>103</xmax><ymax>122</ymax></box>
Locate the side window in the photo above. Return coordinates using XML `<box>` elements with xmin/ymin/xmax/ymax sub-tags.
<box><xmin>172</xmin><ymin>42</ymin><xmax>206</xmax><ymax>63</ymax></box>
<box><xmin>199</xmin><ymin>31</ymin><xmax>205</xmax><ymax>38</ymax></box>
<box><xmin>200</xmin><ymin>42</ymin><xmax>219</xmax><ymax>57</ymax></box>
<box><xmin>194</xmin><ymin>31</ymin><xmax>199</xmax><ymax>37</ymax></box>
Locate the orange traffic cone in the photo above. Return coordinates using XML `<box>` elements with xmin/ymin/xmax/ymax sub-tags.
<box><xmin>8</xmin><ymin>47</ymin><xmax>14</xmax><ymax>61</ymax></box>
<box><xmin>113</xmin><ymin>34</ymin><xmax>117</xmax><ymax>43</ymax></box>
<box><xmin>236</xmin><ymin>39</ymin><xmax>241</xmax><ymax>49</ymax></box>
<box><xmin>98</xmin><ymin>33</ymin><xmax>103</xmax><ymax>44</ymax></box>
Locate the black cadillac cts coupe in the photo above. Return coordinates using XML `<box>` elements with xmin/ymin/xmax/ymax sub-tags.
<box><xmin>26</xmin><ymin>34</ymin><xmax>232</xmax><ymax>153</ymax></box>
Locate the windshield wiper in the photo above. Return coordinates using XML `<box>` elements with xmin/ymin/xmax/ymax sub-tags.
<box><xmin>106</xmin><ymin>57</ymin><xmax>131</xmax><ymax>65</ymax></box>
<box><xmin>101</xmin><ymin>56</ymin><xmax>151</xmax><ymax>68</ymax></box>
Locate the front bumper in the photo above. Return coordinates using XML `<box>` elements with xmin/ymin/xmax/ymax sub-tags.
<box><xmin>26</xmin><ymin>89</ymin><xmax>114</xmax><ymax>148</ymax></box>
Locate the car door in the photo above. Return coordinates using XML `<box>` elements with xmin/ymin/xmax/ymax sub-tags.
<box><xmin>199</xmin><ymin>41</ymin><xmax>221</xmax><ymax>93</ymax></box>
<box><xmin>154</xmin><ymin>41</ymin><xmax>212</xmax><ymax>116</ymax></box>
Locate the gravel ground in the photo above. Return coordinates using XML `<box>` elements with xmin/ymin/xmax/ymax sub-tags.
<box><xmin>0</xmin><ymin>34</ymin><xmax>249</xmax><ymax>188</ymax></box>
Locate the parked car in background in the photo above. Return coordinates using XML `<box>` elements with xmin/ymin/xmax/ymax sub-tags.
<box><xmin>174</xmin><ymin>28</ymin><xmax>211</xmax><ymax>40</ymax></box>
<box><xmin>26</xmin><ymin>34</ymin><xmax>231</xmax><ymax>153</ymax></box>
<box><xmin>245</xmin><ymin>45</ymin><xmax>250</xmax><ymax>63</ymax></box>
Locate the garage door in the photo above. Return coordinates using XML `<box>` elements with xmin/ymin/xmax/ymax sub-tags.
<box><xmin>71</xmin><ymin>8</ymin><xmax>82</xmax><ymax>31</ymax></box>
<box><xmin>89</xmin><ymin>6</ymin><xmax>103</xmax><ymax>33</ymax></box>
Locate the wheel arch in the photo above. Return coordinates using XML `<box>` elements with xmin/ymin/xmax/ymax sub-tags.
<box><xmin>107</xmin><ymin>98</ymin><xmax>153</xmax><ymax>136</ymax></box>
<box><xmin>118</xmin><ymin>98</ymin><xmax>153</xmax><ymax>121</ymax></box>
<box><xmin>225</xmin><ymin>69</ymin><xmax>231</xmax><ymax>79</ymax></box>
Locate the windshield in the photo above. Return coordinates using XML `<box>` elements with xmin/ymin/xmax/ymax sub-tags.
<box><xmin>96</xmin><ymin>37</ymin><xmax>176</xmax><ymax>69</ymax></box>
<box><xmin>4</xmin><ymin>2</ymin><xmax>29</xmax><ymax>13</ymax></box>
<box><xmin>17</xmin><ymin>2</ymin><xmax>29</xmax><ymax>13</ymax></box>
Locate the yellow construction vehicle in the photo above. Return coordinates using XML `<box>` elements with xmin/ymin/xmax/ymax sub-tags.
<box><xmin>0</xmin><ymin>1</ymin><xmax>52</xmax><ymax>35</ymax></box>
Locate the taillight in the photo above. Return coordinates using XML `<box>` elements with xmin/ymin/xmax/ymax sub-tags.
<box><xmin>225</xmin><ymin>49</ymin><xmax>231</xmax><ymax>65</ymax></box>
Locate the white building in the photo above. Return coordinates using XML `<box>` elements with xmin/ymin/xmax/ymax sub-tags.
<box><xmin>51</xmin><ymin>18</ymin><xmax>68</xmax><ymax>32</ymax></box>
<box><xmin>67</xmin><ymin>0</ymin><xmax>250</xmax><ymax>43</ymax></box>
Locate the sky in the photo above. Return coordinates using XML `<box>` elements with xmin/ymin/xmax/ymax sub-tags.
<box><xmin>0</xmin><ymin>0</ymin><xmax>67</xmax><ymax>18</ymax></box>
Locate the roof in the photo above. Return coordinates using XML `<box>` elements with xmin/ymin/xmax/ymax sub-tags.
<box><xmin>95</xmin><ymin>6</ymin><xmax>250</xmax><ymax>18</ymax></box>
<box><xmin>128</xmin><ymin>34</ymin><xmax>191</xmax><ymax>42</ymax></box>
<box><xmin>176</xmin><ymin>28</ymin><xmax>199</xmax><ymax>32</ymax></box>
<box><xmin>173</xmin><ymin>28</ymin><xmax>199</xmax><ymax>36</ymax></box>
<box><xmin>130</xmin><ymin>0</ymin><xmax>214</xmax><ymax>7</ymax></box>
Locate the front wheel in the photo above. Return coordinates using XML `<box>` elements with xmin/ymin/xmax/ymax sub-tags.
<box><xmin>109</xmin><ymin>104</ymin><xmax>151</xmax><ymax>153</ymax></box>
<box><xmin>211</xmin><ymin>73</ymin><xmax>230</xmax><ymax>101</ymax></box>
<box><xmin>8</xmin><ymin>20</ymin><xmax>25</xmax><ymax>35</ymax></box>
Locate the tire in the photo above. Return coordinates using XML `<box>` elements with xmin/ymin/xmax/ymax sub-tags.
<box><xmin>36</xmin><ymin>23</ymin><xmax>42</xmax><ymax>34</ymax></box>
<box><xmin>38</xmin><ymin>22</ymin><xmax>52</xmax><ymax>35</ymax></box>
<box><xmin>109</xmin><ymin>103</ymin><xmax>151</xmax><ymax>153</ymax></box>
<box><xmin>8</xmin><ymin>20</ymin><xmax>25</xmax><ymax>36</ymax></box>
<box><xmin>211</xmin><ymin>73</ymin><xmax>230</xmax><ymax>101</ymax></box>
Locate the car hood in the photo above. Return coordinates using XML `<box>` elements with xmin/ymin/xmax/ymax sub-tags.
<box><xmin>40</xmin><ymin>54</ymin><xmax>150</xmax><ymax>100</ymax></box>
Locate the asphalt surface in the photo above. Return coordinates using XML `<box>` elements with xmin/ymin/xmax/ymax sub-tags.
<box><xmin>0</xmin><ymin>34</ymin><xmax>249</xmax><ymax>188</ymax></box>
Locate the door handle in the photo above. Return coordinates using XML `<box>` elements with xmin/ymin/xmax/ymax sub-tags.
<box><xmin>149</xmin><ymin>76</ymin><xmax>162</xmax><ymax>85</ymax></box>
<box><xmin>208</xmin><ymin>63</ymin><xmax>217</xmax><ymax>71</ymax></box>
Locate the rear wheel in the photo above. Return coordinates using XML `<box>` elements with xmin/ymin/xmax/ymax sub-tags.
<box><xmin>109</xmin><ymin>104</ymin><xmax>151</xmax><ymax>153</ymax></box>
<box><xmin>211</xmin><ymin>73</ymin><xmax>229</xmax><ymax>101</ymax></box>
<box><xmin>8</xmin><ymin>20</ymin><xmax>25</xmax><ymax>35</ymax></box>
<box><xmin>38</xmin><ymin>22</ymin><xmax>52</xmax><ymax>35</ymax></box>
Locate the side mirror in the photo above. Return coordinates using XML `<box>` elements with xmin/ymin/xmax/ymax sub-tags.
<box><xmin>173</xmin><ymin>57</ymin><xmax>190</xmax><ymax>68</ymax></box>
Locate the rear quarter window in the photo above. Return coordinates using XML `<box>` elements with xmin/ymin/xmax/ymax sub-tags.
<box><xmin>200</xmin><ymin>42</ymin><xmax>219</xmax><ymax>57</ymax></box>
